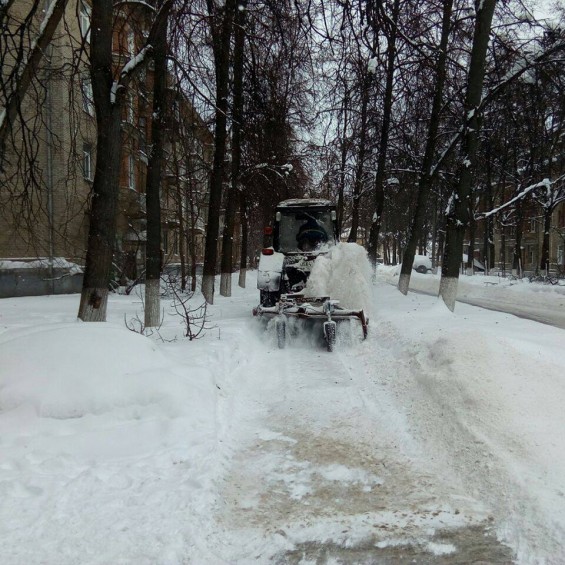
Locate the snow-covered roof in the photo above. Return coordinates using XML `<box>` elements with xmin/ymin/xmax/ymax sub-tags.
<box><xmin>277</xmin><ymin>198</ymin><xmax>334</xmax><ymax>208</ymax></box>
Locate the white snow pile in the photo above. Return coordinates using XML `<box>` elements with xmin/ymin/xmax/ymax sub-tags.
<box><xmin>0</xmin><ymin>302</ymin><xmax>223</xmax><ymax>565</ymax></box>
<box><xmin>305</xmin><ymin>242</ymin><xmax>373</xmax><ymax>315</ymax></box>
<box><xmin>0</xmin><ymin>324</ymin><xmax>191</xmax><ymax>418</ymax></box>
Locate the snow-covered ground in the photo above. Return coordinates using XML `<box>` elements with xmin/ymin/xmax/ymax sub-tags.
<box><xmin>1</xmin><ymin>252</ymin><xmax>564</xmax><ymax>564</ymax></box>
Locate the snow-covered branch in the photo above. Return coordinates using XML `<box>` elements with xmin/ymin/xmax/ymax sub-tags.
<box><xmin>121</xmin><ymin>45</ymin><xmax>152</xmax><ymax>81</ymax></box>
<box><xmin>481</xmin><ymin>39</ymin><xmax>565</xmax><ymax>109</ymax></box>
<box><xmin>479</xmin><ymin>178</ymin><xmax>551</xmax><ymax>219</ymax></box>
<box><xmin>0</xmin><ymin>0</ymin><xmax>69</xmax><ymax>146</ymax></box>
<box><xmin>111</xmin><ymin>0</ymin><xmax>175</xmax><ymax>104</ymax></box>
<box><xmin>428</xmin><ymin>39</ymin><xmax>565</xmax><ymax>181</ymax></box>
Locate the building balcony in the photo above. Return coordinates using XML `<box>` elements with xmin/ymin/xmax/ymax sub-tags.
<box><xmin>119</xmin><ymin>187</ymin><xmax>146</xmax><ymax>220</ymax></box>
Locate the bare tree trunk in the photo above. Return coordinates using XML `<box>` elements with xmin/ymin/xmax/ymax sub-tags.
<box><xmin>540</xmin><ymin>207</ymin><xmax>552</xmax><ymax>272</ymax></box>
<box><xmin>187</xmin><ymin>178</ymin><xmax>199</xmax><ymax>292</ymax></box>
<box><xmin>467</xmin><ymin>205</ymin><xmax>476</xmax><ymax>273</ymax></box>
<box><xmin>220</xmin><ymin>0</ymin><xmax>246</xmax><ymax>297</ymax></box>
<box><xmin>78</xmin><ymin>117</ymin><xmax>122</xmax><ymax>321</ymax></box>
<box><xmin>179</xmin><ymin>215</ymin><xmax>187</xmax><ymax>291</ymax></box>
<box><xmin>439</xmin><ymin>0</ymin><xmax>497</xmax><ymax>311</ymax></box>
<box><xmin>398</xmin><ymin>0</ymin><xmax>453</xmax><ymax>295</ymax></box>
<box><xmin>431</xmin><ymin>198</ymin><xmax>438</xmax><ymax>268</ymax></box>
<box><xmin>512</xmin><ymin>200</ymin><xmax>524</xmax><ymax>274</ymax></box>
<box><xmin>202</xmin><ymin>0</ymin><xmax>236</xmax><ymax>304</ymax></box>
<box><xmin>336</xmin><ymin>89</ymin><xmax>349</xmax><ymax>236</ymax></box>
<box><xmin>170</xmin><ymin>143</ymin><xmax>187</xmax><ymax>292</ymax></box>
<box><xmin>78</xmin><ymin>0</ymin><xmax>172</xmax><ymax>321</ymax></box>
<box><xmin>238</xmin><ymin>192</ymin><xmax>248</xmax><ymax>288</ymax></box>
<box><xmin>367</xmin><ymin>0</ymin><xmax>400</xmax><ymax>264</ymax></box>
<box><xmin>145</xmin><ymin>0</ymin><xmax>171</xmax><ymax>328</ymax></box>
<box><xmin>483</xmin><ymin>150</ymin><xmax>495</xmax><ymax>271</ymax></box>
<box><xmin>347</xmin><ymin>73</ymin><xmax>370</xmax><ymax>243</ymax></box>
<box><xmin>78</xmin><ymin>1</ymin><xmax>123</xmax><ymax>321</ymax></box>
<box><xmin>436</xmin><ymin>220</ymin><xmax>445</xmax><ymax>268</ymax></box>
<box><xmin>501</xmin><ymin>231</ymin><xmax>506</xmax><ymax>274</ymax></box>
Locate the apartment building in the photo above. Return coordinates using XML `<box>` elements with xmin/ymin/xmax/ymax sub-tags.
<box><xmin>493</xmin><ymin>202</ymin><xmax>565</xmax><ymax>275</ymax></box>
<box><xmin>0</xmin><ymin>1</ymin><xmax>212</xmax><ymax>296</ymax></box>
<box><xmin>466</xmin><ymin>200</ymin><xmax>565</xmax><ymax>276</ymax></box>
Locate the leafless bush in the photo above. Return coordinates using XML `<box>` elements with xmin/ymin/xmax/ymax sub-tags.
<box><xmin>124</xmin><ymin>309</ymin><xmax>167</xmax><ymax>338</ymax></box>
<box><xmin>161</xmin><ymin>272</ymin><xmax>212</xmax><ymax>340</ymax></box>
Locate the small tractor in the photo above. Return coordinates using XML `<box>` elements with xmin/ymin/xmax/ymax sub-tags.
<box><xmin>253</xmin><ymin>198</ymin><xmax>369</xmax><ymax>351</ymax></box>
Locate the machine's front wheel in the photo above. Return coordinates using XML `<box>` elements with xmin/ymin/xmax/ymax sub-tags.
<box><xmin>276</xmin><ymin>317</ymin><xmax>286</xmax><ymax>349</ymax></box>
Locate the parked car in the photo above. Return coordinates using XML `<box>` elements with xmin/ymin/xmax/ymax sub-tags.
<box><xmin>413</xmin><ymin>254</ymin><xmax>433</xmax><ymax>274</ymax></box>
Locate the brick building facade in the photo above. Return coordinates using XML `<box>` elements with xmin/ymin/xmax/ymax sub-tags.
<box><xmin>0</xmin><ymin>1</ymin><xmax>213</xmax><ymax>295</ymax></box>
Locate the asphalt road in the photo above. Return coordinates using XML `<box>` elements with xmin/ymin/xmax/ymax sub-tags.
<box><xmin>456</xmin><ymin>294</ymin><xmax>565</xmax><ymax>329</ymax></box>
<box><xmin>403</xmin><ymin>279</ymin><xmax>565</xmax><ymax>330</ymax></box>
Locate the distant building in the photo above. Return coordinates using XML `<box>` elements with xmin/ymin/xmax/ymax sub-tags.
<box><xmin>470</xmin><ymin>199</ymin><xmax>565</xmax><ymax>276</ymax></box>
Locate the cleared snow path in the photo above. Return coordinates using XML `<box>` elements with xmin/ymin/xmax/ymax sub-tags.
<box><xmin>201</xmin><ymin>291</ymin><xmax>515</xmax><ymax>563</ymax></box>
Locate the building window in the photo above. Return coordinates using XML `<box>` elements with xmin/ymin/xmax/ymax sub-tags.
<box><xmin>529</xmin><ymin>218</ymin><xmax>538</xmax><ymax>233</ymax></box>
<box><xmin>172</xmin><ymin>231</ymin><xmax>179</xmax><ymax>255</ymax></box>
<box><xmin>558</xmin><ymin>208</ymin><xmax>565</xmax><ymax>228</ymax></box>
<box><xmin>80</xmin><ymin>1</ymin><xmax>91</xmax><ymax>43</ymax></box>
<box><xmin>128</xmin><ymin>155</ymin><xmax>136</xmax><ymax>189</ymax></box>
<box><xmin>83</xmin><ymin>143</ymin><xmax>93</xmax><ymax>181</ymax></box>
<box><xmin>127</xmin><ymin>93</ymin><xmax>135</xmax><ymax>123</ymax></box>
<box><xmin>527</xmin><ymin>245</ymin><xmax>535</xmax><ymax>266</ymax></box>
<box><xmin>163</xmin><ymin>230</ymin><xmax>169</xmax><ymax>254</ymax></box>
<box><xmin>81</xmin><ymin>76</ymin><xmax>94</xmax><ymax>116</ymax></box>
<box><xmin>127</xmin><ymin>30</ymin><xmax>135</xmax><ymax>55</ymax></box>
<box><xmin>138</xmin><ymin>116</ymin><xmax>147</xmax><ymax>153</ymax></box>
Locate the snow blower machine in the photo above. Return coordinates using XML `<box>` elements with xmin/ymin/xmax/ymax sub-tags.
<box><xmin>252</xmin><ymin>199</ymin><xmax>369</xmax><ymax>351</ymax></box>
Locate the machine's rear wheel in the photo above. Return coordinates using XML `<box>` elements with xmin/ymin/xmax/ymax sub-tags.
<box><xmin>324</xmin><ymin>321</ymin><xmax>336</xmax><ymax>352</ymax></box>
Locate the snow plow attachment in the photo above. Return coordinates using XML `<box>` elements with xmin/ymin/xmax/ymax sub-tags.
<box><xmin>253</xmin><ymin>293</ymin><xmax>368</xmax><ymax>352</ymax></box>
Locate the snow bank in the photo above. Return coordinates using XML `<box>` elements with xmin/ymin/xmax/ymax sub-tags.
<box><xmin>305</xmin><ymin>242</ymin><xmax>373</xmax><ymax>315</ymax></box>
<box><xmin>372</xmin><ymin>283</ymin><xmax>565</xmax><ymax>562</ymax></box>
<box><xmin>0</xmin><ymin>296</ymin><xmax>223</xmax><ymax>565</ymax></box>
<box><xmin>0</xmin><ymin>324</ymin><xmax>191</xmax><ymax>418</ymax></box>
<box><xmin>376</xmin><ymin>263</ymin><xmax>565</xmax><ymax>329</ymax></box>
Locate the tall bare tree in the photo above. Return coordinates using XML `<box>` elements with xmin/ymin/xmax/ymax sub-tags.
<box><xmin>366</xmin><ymin>0</ymin><xmax>400</xmax><ymax>263</ymax></box>
<box><xmin>78</xmin><ymin>0</ymin><xmax>173</xmax><ymax>321</ymax></box>
<box><xmin>397</xmin><ymin>0</ymin><xmax>453</xmax><ymax>294</ymax></box>
<box><xmin>145</xmin><ymin>0</ymin><xmax>173</xmax><ymax>327</ymax></box>
<box><xmin>220</xmin><ymin>0</ymin><xmax>247</xmax><ymax>297</ymax></box>
<box><xmin>201</xmin><ymin>0</ymin><xmax>237</xmax><ymax>304</ymax></box>
<box><xmin>347</xmin><ymin>66</ymin><xmax>371</xmax><ymax>243</ymax></box>
<box><xmin>439</xmin><ymin>0</ymin><xmax>497</xmax><ymax>311</ymax></box>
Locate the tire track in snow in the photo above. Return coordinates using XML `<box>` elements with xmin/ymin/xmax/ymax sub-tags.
<box><xmin>204</xmin><ymin>321</ymin><xmax>515</xmax><ymax>563</ymax></box>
